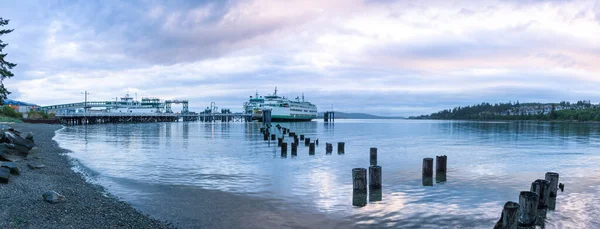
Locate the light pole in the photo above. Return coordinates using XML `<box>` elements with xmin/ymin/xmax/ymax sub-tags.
<box><xmin>81</xmin><ymin>91</ymin><xmax>90</xmax><ymax>113</ymax></box>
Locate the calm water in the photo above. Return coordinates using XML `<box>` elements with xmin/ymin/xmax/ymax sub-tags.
<box><xmin>54</xmin><ymin>120</ymin><xmax>600</xmax><ymax>228</ymax></box>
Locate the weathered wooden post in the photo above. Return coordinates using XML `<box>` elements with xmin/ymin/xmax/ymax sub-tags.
<box><xmin>309</xmin><ymin>142</ymin><xmax>315</xmax><ymax>155</ymax></box>
<box><xmin>260</xmin><ymin>127</ymin><xmax>265</xmax><ymax>133</ymax></box>
<box><xmin>436</xmin><ymin>172</ymin><xmax>447</xmax><ymax>183</ymax></box>
<box><xmin>338</xmin><ymin>142</ymin><xmax>345</xmax><ymax>154</ymax></box>
<box><xmin>281</xmin><ymin>142</ymin><xmax>287</xmax><ymax>157</ymax></box>
<box><xmin>291</xmin><ymin>143</ymin><xmax>297</xmax><ymax>156</ymax></box>
<box><xmin>300</xmin><ymin>134</ymin><xmax>304</xmax><ymax>140</ymax></box>
<box><xmin>436</xmin><ymin>155</ymin><xmax>447</xmax><ymax>173</ymax></box>
<box><xmin>271</xmin><ymin>134</ymin><xmax>276</xmax><ymax>141</ymax></box>
<box><xmin>545</xmin><ymin>172</ymin><xmax>559</xmax><ymax>197</ymax></box>
<box><xmin>305</xmin><ymin>138</ymin><xmax>310</xmax><ymax>146</ymax></box>
<box><xmin>519</xmin><ymin>191</ymin><xmax>539</xmax><ymax>226</ymax></box>
<box><xmin>501</xmin><ymin>201</ymin><xmax>520</xmax><ymax>229</ymax></box>
<box><xmin>369</xmin><ymin>165</ymin><xmax>382</xmax><ymax>189</ymax></box>
<box><xmin>422</xmin><ymin>158</ymin><xmax>433</xmax><ymax>176</ymax></box>
<box><xmin>352</xmin><ymin>168</ymin><xmax>367</xmax><ymax>192</ymax></box>
<box><xmin>422</xmin><ymin>175</ymin><xmax>433</xmax><ymax>186</ymax></box>
<box><xmin>326</xmin><ymin>143</ymin><xmax>333</xmax><ymax>154</ymax></box>
<box><xmin>278</xmin><ymin>138</ymin><xmax>282</xmax><ymax>147</ymax></box>
<box><xmin>315</xmin><ymin>139</ymin><xmax>318</xmax><ymax>146</ymax></box>
<box><xmin>294</xmin><ymin>136</ymin><xmax>299</xmax><ymax>146</ymax></box>
<box><xmin>370</xmin><ymin>147</ymin><xmax>377</xmax><ymax>166</ymax></box>
<box><xmin>263</xmin><ymin>133</ymin><xmax>269</xmax><ymax>141</ymax></box>
<box><xmin>531</xmin><ymin>179</ymin><xmax>550</xmax><ymax>209</ymax></box>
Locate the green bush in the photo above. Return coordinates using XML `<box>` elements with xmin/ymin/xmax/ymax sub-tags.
<box><xmin>27</xmin><ymin>110</ymin><xmax>48</xmax><ymax>119</ymax></box>
<box><xmin>0</xmin><ymin>106</ymin><xmax>22</xmax><ymax>119</ymax></box>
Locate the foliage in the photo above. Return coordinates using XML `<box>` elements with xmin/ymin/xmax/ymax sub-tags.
<box><xmin>0</xmin><ymin>105</ymin><xmax>21</xmax><ymax>119</ymax></box>
<box><xmin>27</xmin><ymin>110</ymin><xmax>49</xmax><ymax>119</ymax></box>
<box><xmin>0</xmin><ymin>116</ymin><xmax>22</xmax><ymax>123</ymax></box>
<box><xmin>410</xmin><ymin>101</ymin><xmax>600</xmax><ymax>122</ymax></box>
<box><xmin>0</xmin><ymin>18</ymin><xmax>16</xmax><ymax>104</ymax></box>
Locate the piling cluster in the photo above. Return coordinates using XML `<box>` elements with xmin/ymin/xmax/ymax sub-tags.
<box><xmin>352</xmin><ymin>147</ymin><xmax>382</xmax><ymax>207</ymax></box>
<box><xmin>422</xmin><ymin>155</ymin><xmax>447</xmax><ymax>186</ymax></box>
<box><xmin>494</xmin><ymin>172</ymin><xmax>563</xmax><ymax>229</ymax></box>
<box><xmin>262</xmin><ymin>124</ymin><xmax>345</xmax><ymax>158</ymax></box>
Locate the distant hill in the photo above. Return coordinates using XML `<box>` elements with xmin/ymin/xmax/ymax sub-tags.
<box><xmin>318</xmin><ymin>112</ymin><xmax>404</xmax><ymax>119</ymax></box>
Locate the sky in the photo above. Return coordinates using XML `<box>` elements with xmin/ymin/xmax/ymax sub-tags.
<box><xmin>1</xmin><ymin>0</ymin><xmax>600</xmax><ymax>116</ymax></box>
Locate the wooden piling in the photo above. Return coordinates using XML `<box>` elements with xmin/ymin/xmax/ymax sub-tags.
<box><xmin>338</xmin><ymin>142</ymin><xmax>345</xmax><ymax>154</ymax></box>
<box><xmin>278</xmin><ymin>138</ymin><xmax>282</xmax><ymax>147</ymax></box>
<box><xmin>352</xmin><ymin>168</ymin><xmax>367</xmax><ymax>192</ymax></box>
<box><xmin>263</xmin><ymin>133</ymin><xmax>269</xmax><ymax>141</ymax></box>
<box><xmin>300</xmin><ymin>135</ymin><xmax>304</xmax><ymax>140</ymax></box>
<box><xmin>281</xmin><ymin>142</ymin><xmax>287</xmax><ymax>157</ymax></box>
<box><xmin>369</xmin><ymin>187</ymin><xmax>382</xmax><ymax>202</ymax></box>
<box><xmin>271</xmin><ymin>134</ymin><xmax>276</xmax><ymax>141</ymax></box>
<box><xmin>422</xmin><ymin>158</ymin><xmax>433</xmax><ymax>176</ymax></box>
<box><xmin>315</xmin><ymin>139</ymin><xmax>319</xmax><ymax>146</ymax></box>
<box><xmin>294</xmin><ymin>136</ymin><xmax>299</xmax><ymax>146</ymax></box>
<box><xmin>369</xmin><ymin>165</ymin><xmax>382</xmax><ymax>189</ymax></box>
<box><xmin>291</xmin><ymin>143</ymin><xmax>297</xmax><ymax>156</ymax></box>
<box><xmin>545</xmin><ymin>172</ymin><xmax>559</xmax><ymax>197</ymax></box>
<box><xmin>370</xmin><ymin>148</ymin><xmax>377</xmax><ymax>166</ymax></box>
<box><xmin>530</xmin><ymin>179</ymin><xmax>550</xmax><ymax>209</ymax></box>
<box><xmin>325</xmin><ymin>143</ymin><xmax>333</xmax><ymax>154</ymax></box>
<box><xmin>353</xmin><ymin>190</ymin><xmax>367</xmax><ymax>207</ymax></box>
<box><xmin>305</xmin><ymin>138</ymin><xmax>310</xmax><ymax>146</ymax></box>
<box><xmin>309</xmin><ymin>142</ymin><xmax>315</xmax><ymax>155</ymax></box>
<box><xmin>436</xmin><ymin>155</ymin><xmax>447</xmax><ymax>173</ymax></box>
<box><xmin>519</xmin><ymin>191</ymin><xmax>539</xmax><ymax>226</ymax></box>
<box><xmin>501</xmin><ymin>201</ymin><xmax>519</xmax><ymax>229</ymax></box>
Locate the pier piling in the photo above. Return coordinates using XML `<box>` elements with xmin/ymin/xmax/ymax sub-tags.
<box><xmin>291</xmin><ymin>143</ymin><xmax>297</xmax><ymax>156</ymax></box>
<box><xmin>281</xmin><ymin>142</ymin><xmax>287</xmax><ymax>157</ymax></box>
<box><xmin>500</xmin><ymin>201</ymin><xmax>520</xmax><ymax>229</ymax></box>
<box><xmin>519</xmin><ymin>191</ymin><xmax>539</xmax><ymax>226</ymax></box>
<box><xmin>271</xmin><ymin>134</ymin><xmax>276</xmax><ymax>141</ymax></box>
<box><xmin>278</xmin><ymin>138</ymin><xmax>282</xmax><ymax>147</ymax></box>
<box><xmin>338</xmin><ymin>142</ymin><xmax>345</xmax><ymax>154</ymax></box>
<box><xmin>436</xmin><ymin>155</ymin><xmax>447</xmax><ymax>173</ymax></box>
<box><xmin>309</xmin><ymin>142</ymin><xmax>315</xmax><ymax>155</ymax></box>
<box><xmin>352</xmin><ymin>168</ymin><xmax>367</xmax><ymax>192</ymax></box>
<box><xmin>300</xmin><ymin>135</ymin><xmax>304</xmax><ymax>140</ymax></box>
<box><xmin>531</xmin><ymin>179</ymin><xmax>551</xmax><ymax>209</ymax></box>
<box><xmin>369</xmin><ymin>165</ymin><xmax>382</xmax><ymax>189</ymax></box>
<box><xmin>545</xmin><ymin>172</ymin><xmax>559</xmax><ymax>197</ymax></box>
<box><xmin>305</xmin><ymin>138</ymin><xmax>310</xmax><ymax>146</ymax></box>
<box><xmin>422</xmin><ymin>158</ymin><xmax>433</xmax><ymax>176</ymax></box>
<box><xmin>370</xmin><ymin>148</ymin><xmax>377</xmax><ymax>166</ymax></box>
<box><xmin>326</xmin><ymin>143</ymin><xmax>333</xmax><ymax>154</ymax></box>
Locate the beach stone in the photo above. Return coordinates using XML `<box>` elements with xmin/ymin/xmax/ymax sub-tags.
<box><xmin>0</xmin><ymin>167</ymin><xmax>9</xmax><ymax>183</ymax></box>
<box><xmin>3</xmin><ymin>131</ymin><xmax>35</xmax><ymax>150</ymax></box>
<box><xmin>24</xmin><ymin>132</ymin><xmax>34</xmax><ymax>142</ymax></box>
<box><xmin>0</xmin><ymin>143</ymin><xmax>28</xmax><ymax>162</ymax></box>
<box><xmin>1</xmin><ymin>162</ymin><xmax>20</xmax><ymax>175</ymax></box>
<box><xmin>28</xmin><ymin>161</ymin><xmax>45</xmax><ymax>169</ymax></box>
<box><xmin>42</xmin><ymin>190</ymin><xmax>66</xmax><ymax>203</ymax></box>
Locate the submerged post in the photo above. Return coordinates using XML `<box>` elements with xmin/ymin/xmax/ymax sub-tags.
<box><xmin>352</xmin><ymin>168</ymin><xmax>367</xmax><ymax>192</ymax></box>
<box><xmin>369</xmin><ymin>165</ymin><xmax>382</xmax><ymax>189</ymax></box>
<box><xmin>338</xmin><ymin>142</ymin><xmax>345</xmax><ymax>154</ymax></box>
<box><xmin>370</xmin><ymin>147</ymin><xmax>377</xmax><ymax>166</ymax></box>
<box><xmin>519</xmin><ymin>191</ymin><xmax>539</xmax><ymax>226</ymax></box>
<box><xmin>422</xmin><ymin>158</ymin><xmax>433</xmax><ymax>176</ymax></box>
<box><xmin>300</xmin><ymin>135</ymin><xmax>304</xmax><ymax>140</ymax></box>
<box><xmin>315</xmin><ymin>139</ymin><xmax>319</xmax><ymax>146</ymax></box>
<box><xmin>305</xmin><ymin>138</ymin><xmax>310</xmax><ymax>146</ymax></box>
<box><xmin>291</xmin><ymin>143</ymin><xmax>297</xmax><ymax>156</ymax></box>
<box><xmin>281</xmin><ymin>142</ymin><xmax>287</xmax><ymax>157</ymax></box>
<box><xmin>271</xmin><ymin>134</ymin><xmax>276</xmax><ymax>141</ymax></box>
<box><xmin>545</xmin><ymin>172</ymin><xmax>559</xmax><ymax>197</ymax></box>
<box><xmin>278</xmin><ymin>138</ymin><xmax>282</xmax><ymax>147</ymax></box>
<box><xmin>530</xmin><ymin>179</ymin><xmax>550</xmax><ymax>209</ymax></box>
<box><xmin>309</xmin><ymin>142</ymin><xmax>315</xmax><ymax>155</ymax></box>
<box><xmin>436</xmin><ymin>155</ymin><xmax>447</xmax><ymax>173</ymax></box>
<box><xmin>326</xmin><ymin>143</ymin><xmax>333</xmax><ymax>154</ymax></box>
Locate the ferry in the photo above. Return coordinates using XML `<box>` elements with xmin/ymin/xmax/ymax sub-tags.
<box><xmin>243</xmin><ymin>88</ymin><xmax>318</xmax><ymax>122</ymax></box>
<box><xmin>107</xmin><ymin>93</ymin><xmax>163</xmax><ymax>113</ymax></box>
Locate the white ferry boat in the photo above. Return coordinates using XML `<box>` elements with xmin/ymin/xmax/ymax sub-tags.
<box><xmin>243</xmin><ymin>88</ymin><xmax>318</xmax><ymax>122</ymax></box>
<box><xmin>107</xmin><ymin>94</ymin><xmax>163</xmax><ymax>113</ymax></box>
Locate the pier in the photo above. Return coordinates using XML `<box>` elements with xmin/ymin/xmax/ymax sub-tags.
<box><xmin>56</xmin><ymin>113</ymin><xmax>252</xmax><ymax>125</ymax></box>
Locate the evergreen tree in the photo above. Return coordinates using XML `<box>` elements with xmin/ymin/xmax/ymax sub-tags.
<box><xmin>0</xmin><ymin>18</ymin><xmax>16</xmax><ymax>105</ymax></box>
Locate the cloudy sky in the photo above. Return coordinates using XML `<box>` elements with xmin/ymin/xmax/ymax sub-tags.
<box><xmin>1</xmin><ymin>0</ymin><xmax>599</xmax><ymax>116</ymax></box>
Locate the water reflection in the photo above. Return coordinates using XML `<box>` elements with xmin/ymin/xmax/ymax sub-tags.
<box><xmin>422</xmin><ymin>175</ymin><xmax>433</xmax><ymax>186</ymax></box>
<box><xmin>369</xmin><ymin>187</ymin><xmax>382</xmax><ymax>202</ymax></box>
<box><xmin>353</xmin><ymin>190</ymin><xmax>367</xmax><ymax>207</ymax></box>
<box><xmin>436</xmin><ymin>172</ymin><xmax>447</xmax><ymax>183</ymax></box>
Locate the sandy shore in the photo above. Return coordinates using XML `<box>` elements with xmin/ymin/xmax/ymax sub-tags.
<box><xmin>0</xmin><ymin>123</ymin><xmax>170</xmax><ymax>228</ymax></box>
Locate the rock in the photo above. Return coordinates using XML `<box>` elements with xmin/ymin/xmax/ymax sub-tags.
<box><xmin>559</xmin><ymin>183</ymin><xmax>565</xmax><ymax>192</ymax></box>
<box><xmin>0</xmin><ymin>162</ymin><xmax>20</xmax><ymax>175</ymax></box>
<box><xmin>24</xmin><ymin>132</ymin><xmax>34</xmax><ymax>142</ymax></box>
<box><xmin>0</xmin><ymin>143</ymin><xmax>28</xmax><ymax>162</ymax></box>
<box><xmin>42</xmin><ymin>190</ymin><xmax>66</xmax><ymax>203</ymax></box>
<box><xmin>3</xmin><ymin>131</ymin><xmax>34</xmax><ymax>150</ymax></box>
<box><xmin>27</xmin><ymin>161</ymin><xmax>45</xmax><ymax>169</ymax></box>
<box><xmin>0</xmin><ymin>167</ymin><xmax>9</xmax><ymax>183</ymax></box>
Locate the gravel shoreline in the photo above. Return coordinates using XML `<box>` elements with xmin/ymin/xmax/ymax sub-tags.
<box><xmin>0</xmin><ymin>123</ymin><xmax>171</xmax><ymax>228</ymax></box>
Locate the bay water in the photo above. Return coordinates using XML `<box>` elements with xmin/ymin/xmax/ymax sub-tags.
<box><xmin>53</xmin><ymin>120</ymin><xmax>600</xmax><ymax>228</ymax></box>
